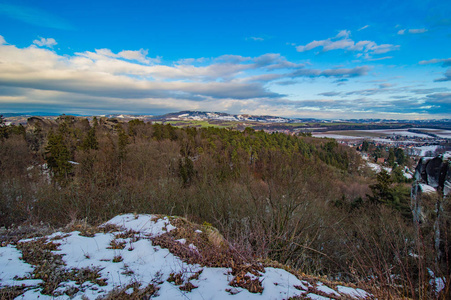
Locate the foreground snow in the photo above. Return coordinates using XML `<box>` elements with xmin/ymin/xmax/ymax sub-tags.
<box><xmin>1</xmin><ymin>214</ymin><xmax>372</xmax><ymax>299</ymax></box>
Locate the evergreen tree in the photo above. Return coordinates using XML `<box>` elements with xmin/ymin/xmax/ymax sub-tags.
<box><xmin>0</xmin><ymin>115</ymin><xmax>8</xmax><ymax>140</ymax></box>
<box><xmin>81</xmin><ymin>126</ymin><xmax>98</xmax><ymax>151</ymax></box>
<box><xmin>179</xmin><ymin>156</ymin><xmax>195</xmax><ymax>186</ymax></box>
<box><xmin>387</xmin><ymin>148</ymin><xmax>395</xmax><ymax>166</ymax></box>
<box><xmin>361</xmin><ymin>140</ymin><xmax>369</xmax><ymax>152</ymax></box>
<box><xmin>117</xmin><ymin>126</ymin><xmax>129</xmax><ymax>160</ymax></box>
<box><xmin>395</xmin><ymin>148</ymin><xmax>406</xmax><ymax>165</ymax></box>
<box><xmin>367</xmin><ymin>169</ymin><xmax>395</xmax><ymax>205</ymax></box>
<box><xmin>45</xmin><ymin>130</ymin><xmax>73</xmax><ymax>184</ymax></box>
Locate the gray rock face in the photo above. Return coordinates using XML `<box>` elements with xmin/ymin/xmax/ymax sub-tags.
<box><xmin>445</xmin><ymin>169</ymin><xmax>451</xmax><ymax>197</ymax></box>
<box><xmin>26</xmin><ymin>116</ymin><xmax>58</xmax><ymax>132</ymax></box>
<box><xmin>413</xmin><ymin>154</ymin><xmax>450</xmax><ymax>195</ymax></box>
<box><xmin>411</xmin><ymin>152</ymin><xmax>450</xmax><ymax>260</ymax></box>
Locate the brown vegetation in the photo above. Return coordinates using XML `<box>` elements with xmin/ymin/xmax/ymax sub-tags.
<box><xmin>0</xmin><ymin>115</ymin><xmax>450</xmax><ymax>299</ymax></box>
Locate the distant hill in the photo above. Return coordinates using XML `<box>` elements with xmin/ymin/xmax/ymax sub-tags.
<box><xmin>2</xmin><ymin>110</ymin><xmax>450</xmax><ymax>128</ymax></box>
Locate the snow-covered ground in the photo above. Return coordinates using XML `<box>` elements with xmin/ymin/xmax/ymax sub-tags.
<box><xmin>402</xmin><ymin>167</ymin><xmax>413</xmax><ymax>179</ymax></box>
<box><xmin>1</xmin><ymin>214</ymin><xmax>372</xmax><ymax>300</ymax></box>
<box><xmin>418</xmin><ymin>183</ymin><xmax>436</xmax><ymax>194</ymax></box>
<box><xmin>414</xmin><ymin>128</ymin><xmax>451</xmax><ymax>139</ymax></box>
<box><xmin>411</xmin><ymin>145</ymin><xmax>440</xmax><ymax>156</ymax></box>
<box><xmin>360</xmin><ymin>129</ymin><xmax>432</xmax><ymax>138</ymax></box>
<box><xmin>365</xmin><ymin>162</ymin><xmax>392</xmax><ymax>174</ymax></box>
<box><xmin>312</xmin><ymin>133</ymin><xmax>363</xmax><ymax>139</ymax></box>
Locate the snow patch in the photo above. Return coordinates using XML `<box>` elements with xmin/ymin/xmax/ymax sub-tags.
<box><xmin>336</xmin><ymin>285</ymin><xmax>371</xmax><ymax>298</ymax></box>
<box><xmin>0</xmin><ymin>214</ymin><xmax>373</xmax><ymax>299</ymax></box>
<box><xmin>419</xmin><ymin>184</ymin><xmax>436</xmax><ymax>194</ymax></box>
<box><xmin>0</xmin><ymin>245</ymin><xmax>39</xmax><ymax>287</ymax></box>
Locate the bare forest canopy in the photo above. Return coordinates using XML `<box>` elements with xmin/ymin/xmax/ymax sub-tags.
<box><xmin>1</xmin><ymin>115</ymin><xmax>450</xmax><ymax>299</ymax></box>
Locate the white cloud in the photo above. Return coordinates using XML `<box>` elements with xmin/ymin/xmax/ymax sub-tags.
<box><xmin>419</xmin><ymin>58</ymin><xmax>451</xmax><ymax>66</ymax></box>
<box><xmin>33</xmin><ymin>37</ymin><xmax>57</xmax><ymax>48</ymax></box>
<box><xmin>335</xmin><ymin>30</ymin><xmax>351</xmax><ymax>39</ymax></box>
<box><xmin>0</xmin><ymin>36</ymin><xmax>379</xmax><ymax>117</ymax></box>
<box><xmin>247</xmin><ymin>36</ymin><xmax>264</xmax><ymax>41</ymax></box>
<box><xmin>398</xmin><ymin>28</ymin><xmax>428</xmax><ymax>35</ymax></box>
<box><xmin>295</xmin><ymin>30</ymin><xmax>399</xmax><ymax>58</ymax></box>
<box><xmin>419</xmin><ymin>58</ymin><xmax>451</xmax><ymax>82</ymax></box>
<box><xmin>358</xmin><ymin>25</ymin><xmax>369</xmax><ymax>31</ymax></box>
<box><xmin>409</xmin><ymin>28</ymin><xmax>427</xmax><ymax>34</ymax></box>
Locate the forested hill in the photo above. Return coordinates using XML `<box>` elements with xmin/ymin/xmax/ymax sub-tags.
<box><xmin>3</xmin><ymin>115</ymin><xmax>360</xmax><ymax>188</ymax></box>
<box><xmin>1</xmin><ymin>115</ymin><xmax>448</xmax><ymax>298</ymax></box>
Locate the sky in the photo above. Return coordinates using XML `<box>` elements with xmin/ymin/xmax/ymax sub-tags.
<box><xmin>0</xmin><ymin>0</ymin><xmax>450</xmax><ymax>120</ymax></box>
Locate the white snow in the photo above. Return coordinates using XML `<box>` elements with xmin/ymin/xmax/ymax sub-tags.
<box><xmin>414</xmin><ymin>128</ymin><xmax>451</xmax><ymax>139</ymax></box>
<box><xmin>366</xmin><ymin>162</ymin><xmax>381</xmax><ymax>172</ymax></box>
<box><xmin>442</xmin><ymin>151</ymin><xmax>451</xmax><ymax>160</ymax></box>
<box><xmin>103</xmin><ymin>214</ymin><xmax>176</xmax><ymax>236</ymax></box>
<box><xmin>366</xmin><ymin>162</ymin><xmax>391</xmax><ymax>174</ymax></box>
<box><xmin>306</xmin><ymin>293</ymin><xmax>331</xmax><ymax>300</ymax></box>
<box><xmin>355</xmin><ymin>129</ymin><xmax>432</xmax><ymax>138</ymax></box>
<box><xmin>312</xmin><ymin>133</ymin><xmax>362</xmax><ymax>139</ymax></box>
<box><xmin>428</xmin><ymin>269</ymin><xmax>446</xmax><ymax>294</ymax></box>
<box><xmin>0</xmin><ymin>214</ymin><xmax>372</xmax><ymax>299</ymax></box>
<box><xmin>337</xmin><ymin>285</ymin><xmax>371</xmax><ymax>298</ymax></box>
<box><xmin>403</xmin><ymin>167</ymin><xmax>413</xmax><ymax>179</ymax></box>
<box><xmin>419</xmin><ymin>184</ymin><xmax>436</xmax><ymax>194</ymax></box>
<box><xmin>316</xmin><ymin>282</ymin><xmax>340</xmax><ymax>296</ymax></box>
<box><xmin>0</xmin><ymin>245</ymin><xmax>42</xmax><ymax>287</ymax></box>
<box><xmin>412</xmin><ymin>145</ymin><xmax>439</xmax><ymax>156</ymax></box>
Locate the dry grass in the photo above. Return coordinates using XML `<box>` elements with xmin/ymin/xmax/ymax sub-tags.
<box><xmin>151</xmin><ymin>216</ymin><xmax>266</xmax><ymax>294</ymax></box>
<box><xmin>99</xmin><ymin>282</ymin><xmax>159</xmax><ymax>299</ymax></box>
<box><xmin>15</xmin><ymin>237</ymin><xmax>107</xmax><ymax>296</ymax></box>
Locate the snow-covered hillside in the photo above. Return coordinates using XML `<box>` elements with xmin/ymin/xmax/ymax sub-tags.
<box><xmin>1</xmin><ymin>214</ymin><xmax>373</xmax><ymax>299</ymax></box>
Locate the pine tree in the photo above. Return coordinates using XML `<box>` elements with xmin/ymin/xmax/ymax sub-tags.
<box><xmin>81</xmin><ymin>126</ymin><xmax>98</xmax><ymax>151</ymax></box>
<box><xmin>0</xmin><ymin>115</ymin><xmax>8</xmax><ymax>140</ymax></box>
<box><xmin>395</xmin><ymin>148</ymin><xmax>406</xmax><ymax>165</ymax></box>
<box><xmin>367</xmin><ymin>169</ymin><xmax>395</xmax><ymax>205</ymax></box>
<box><xmin>387</xmin><ymin>148</ymin><xmax>395</xmax><ymax>166</ymax></box>
<box><xmin>45</xmin><ymin>130</ymin><xmax>73</xmax><ymax>184</ymax></box>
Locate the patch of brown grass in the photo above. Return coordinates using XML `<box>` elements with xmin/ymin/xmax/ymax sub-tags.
<box><xmin>99</xmin><ymin>282</ymin><xmax>159</xmax><ymax>299</ymax></box>
<box><xmin>15</xmin><ymin>238</ymin><xmax>107</xmax><ymax>295</ymax></box>
<box><xmin>229</xmin><ymin>265</ymin><xmax>263</xmax><ymax>294</ymax></box>
<box><xmin>151</xmin><ymin>216</ymin><xmax>266</xmax><ymax>294</ymax></box>
<box><xmin>108</xmin><ymin>239</ymin><xmax>126</xmax><ymax>250</ymax></box>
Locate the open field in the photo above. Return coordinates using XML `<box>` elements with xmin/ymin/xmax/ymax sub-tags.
<box><xmin>163</xmin><ymin>120</ymin><xmax>237</xmax><ymax>128</ymax></box>
<box><xmin>313</xmin><ymin>128</ymin><xmax>451</xmax><ymax>139</ymax></box>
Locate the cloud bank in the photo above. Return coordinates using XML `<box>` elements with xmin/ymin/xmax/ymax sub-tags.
<box><xmin>420</xmin><ymin>57</ymin><xmax>451</xmax><ymax>82</ymax></box>
<box><xmin>0</xmin><ymin>34</ymin><xmax>449</xmax><ymax>119</ymax></box>
<box><xmin>295</xmin><ymin>30</ymin><xmax>399</xmax><ymax>59</ymax></box>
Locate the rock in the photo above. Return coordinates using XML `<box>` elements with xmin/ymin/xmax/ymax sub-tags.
<box><xmin>411</xmin><ymin>152</ymin><xmax>451</xmax><ymax>261</ymax></box>
<box><xmin>26</xmin><ymin>116</ymin><xmax>57</xmax><ymax>132</ymax></box>
<box><xmin>413</xmin><ymin>153</ymin><xmax>451</xmax><ymax>196</ymax></box>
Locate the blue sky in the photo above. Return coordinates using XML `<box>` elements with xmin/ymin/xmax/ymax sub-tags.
<box><xmin>0</xmin><ymin>0</ymin><xmax>450</xmax><ymax>119</ymax></box>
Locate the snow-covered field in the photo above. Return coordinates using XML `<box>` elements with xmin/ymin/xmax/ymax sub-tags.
<box><xmin>414</xmin><ymin>128</ymin><xmax>451</xmax><ymax>139</ymax></box>
<box><xmin>314</xmin><ymin>128</ymin><xmax>451</xmax><ymax>141</ymax></box>
<box><xmin>1</xmin><ymin>214</ymin><xmax>372</xmax><ymax>300</ymax></box>
<box><xmin>360</xmin><ymin>129</ymin><xmax>432</xmax><ymax>138</ymax></box>
<box><xmin>411</xmin><ymin>145</ymin><xmax>440</xmax><ymax>156</ymax></box>
<box><xmin>312</xmin><ymin>133</ymin><xmax>363</xmax><ymax>139</ymax></box>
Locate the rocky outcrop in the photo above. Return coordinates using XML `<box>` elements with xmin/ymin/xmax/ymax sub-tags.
<box><xmin>414</xmin><ymin>154</ymin><xmax>450</xmax><ymax>192</ymax></box>
<box><xmin>26</xmin><ymin>116</ymin><xmax>58</xmax><ymax>132</ymax></box>
<box><xmin>412</xmin><ymin>153</ymin><xmax>451</xmax><ymax>222</ymax></box>
<box><xmin>411</xmin><ymin>152</ymin><xmax>451</xmax><ymax>260</ymax></box>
